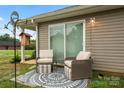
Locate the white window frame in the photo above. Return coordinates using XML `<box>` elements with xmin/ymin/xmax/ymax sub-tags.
<box><xmin>48</xmin><ymin>19</ymin><xmax>86</xmax><ymax>59</ymax></box>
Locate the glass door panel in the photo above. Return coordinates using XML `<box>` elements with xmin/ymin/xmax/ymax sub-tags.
<box><xmin>50</xmin><ymin>24</ymin><xmax>64</xmax><ymax>63</ymax></box>
<box><xmin>66</xmin><ymin>22</ymin><xmax>83</xmax><ymax>57</ymax></box>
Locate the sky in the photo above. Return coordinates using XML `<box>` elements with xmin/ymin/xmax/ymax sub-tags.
<box><xmin>0</xmin><ymin>5</ymin><xmax>69</xmax><ymax>39</ymax></box>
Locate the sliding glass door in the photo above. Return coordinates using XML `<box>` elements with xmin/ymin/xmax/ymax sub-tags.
<box><xmin>66</xmin><ymin>22</ymin><xmax>83</xmax><ymax>57</ymax></box>
<box><xmin>49</xmin><ymin>21</ymin><xmax>84</xmax><ymax>64</ymax></box>
<box><xmin>50</xmin><ymin>24</ymin><xmax>64</xmax><ymax>62</ymax></box>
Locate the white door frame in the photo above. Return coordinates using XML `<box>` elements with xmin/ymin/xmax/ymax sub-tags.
<box><xmin>48</xmin><ymin>19</ymin><xmax>86</xmax><ymax>59</ymax></box>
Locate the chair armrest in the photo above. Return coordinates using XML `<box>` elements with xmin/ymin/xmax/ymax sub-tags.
<box><xmin>72</xmin><ymin>59</ymin><xmax>91</xmax><ymax>64</ymax></box>
<box><xmin>65</xmin><ymin>57</ymin><xmax>76</xmax><ymax>60</ymax></box>
<box><xmin>72</xmin><ymin>59</ymin><xmax>92</xmax><ymax>70</ymax></box>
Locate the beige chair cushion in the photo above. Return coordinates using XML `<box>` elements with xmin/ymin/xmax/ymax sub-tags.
<box><xmin>64</xmin><ymin>60</ymin><xmax>73</xmax><ymax>67</ymax></box>
<box><xmin>76</xmin><ymin>51</ymin><xmax>91</xmax><ymax>60</ymax></box>
<box><xmin>39</xmin><ymin>50</ymin><xmax>53</xmax><ymax>58</ymax></box>
<box><xmin>37</xmin><ymin>58</ymin><xmax>52</xmax><ymax>64</ymax></box>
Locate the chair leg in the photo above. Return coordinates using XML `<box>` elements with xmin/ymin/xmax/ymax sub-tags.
<box><xmin>36</xmin><ymin>63</ymin><xmax>39</xmax><ymax>73</ymax></box>
<box><xmin>64</xmin><ymin>66</ymin><xmax>71</xmax><ymax>80</ymax></box>
<box><xmin>51</xmin><ymin>63</ymin><xmax>53</xmax><ymax>72</ymax></box>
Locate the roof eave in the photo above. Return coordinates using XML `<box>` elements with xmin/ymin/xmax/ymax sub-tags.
<box><xmin>34</xmin><ymin>5</ymin><xmax>124</xmax><ymax>23</ymax></box>
<box><xmin>18</xmin><ymin>5</ymin><xmax>124</xmax><ymax>30</ymax></box>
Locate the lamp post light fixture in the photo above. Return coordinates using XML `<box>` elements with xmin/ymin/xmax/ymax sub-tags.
<box><xmin>4</xmin><ymin>11</ymin><xmax>19</xmax><ymax>88</ymax></box>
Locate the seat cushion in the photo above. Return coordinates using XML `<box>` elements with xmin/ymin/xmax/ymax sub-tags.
<box><xmin>37</xmin><ymin>58</ymin><xmax>53</xmax><ymax>64</ymax></box>
<box><xmin>39</xmin><ymin>50</ymin><xmax>53</xmax><ymax>58</ymax></box>
<box><xmin>76</xmin><ymin>51</ymin><xmax>91</xmax><ymax>60</ymax></box>
<box><xmin>64</xmin><ymin>60</ymin><xmax>73</xmax><ymax>67</ymax></box>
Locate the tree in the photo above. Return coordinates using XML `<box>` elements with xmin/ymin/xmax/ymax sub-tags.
<box><xmin>0</xmin><ymin>34</ymin><xmax>19</xmax><ymax>42</ymax></box>
<box><xmin>3</xmin><ymin>34</ymin><xmax>10</xmax><ymax>41</ymax></box>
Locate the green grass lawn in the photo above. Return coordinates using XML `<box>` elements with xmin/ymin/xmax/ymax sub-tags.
<box><xmin>0</xmin><ymin>50</ymin><xmax>34</xmax><ymax>63</ymax></box>
<box><xmin>0</xmin><ymin>63</ymin><xmax>35</xmax><ymax>88</ymax></box>
<box><xmin>89</xmin><ymin>70</ymin><xmax>124</xmax><ymax>88</ymax></box>
<box><xmin>0</xmin><ymin>50</ymin><xmax>35</xmax><ymax>88</ymax></box>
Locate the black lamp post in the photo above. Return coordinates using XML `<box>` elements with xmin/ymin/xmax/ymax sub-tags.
<box><xmin>4</xmin><ymin>11</ymin><xmax>19</xmax><ymax>88</ymax></box>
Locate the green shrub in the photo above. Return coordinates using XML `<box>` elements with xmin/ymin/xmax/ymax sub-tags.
<box><xmin>10</xmin><ymin>54</ymin><xmax>21</xmax><ymax>63</ymax></box>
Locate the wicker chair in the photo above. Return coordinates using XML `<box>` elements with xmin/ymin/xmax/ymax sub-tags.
<box><xmin>36</xmin><ymin>50</ymin><xmax>53</xmax><ymax>74</ymax></box>
<box><xmin>64</xmin><ymin>51</ymin><xmax>92</xmax><ymax>80</ymax></box>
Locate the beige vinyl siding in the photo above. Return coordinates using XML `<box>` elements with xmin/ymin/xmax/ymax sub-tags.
<box><xmin>38</xmin><ymin>8</ymin><xmax>124</xmax><ymax>73</ymax></box>
<box><xmin>86</xmin><ymin>8</ymin><xmax>124</xmax><ymax>73</ymax></box>
<box><xmin>38</xmin><ymin>24</ymin><xmax>48</xmax><ymax>49</ymax></box>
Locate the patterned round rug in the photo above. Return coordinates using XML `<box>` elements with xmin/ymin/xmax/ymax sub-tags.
<box><xmin>17</xmin><ymin>68</ymin><xmax>88</xmax><ymax>88</ymax></box>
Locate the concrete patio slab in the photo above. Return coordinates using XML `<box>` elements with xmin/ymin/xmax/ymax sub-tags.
<box><xmin>21</xmin><ymin>59</ymin><xmax>36</xmax><ymax>64</ymax></box>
